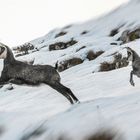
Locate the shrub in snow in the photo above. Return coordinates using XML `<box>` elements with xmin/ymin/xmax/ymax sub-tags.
<box><xmin>57</xmin><ymin>57</ymin><xmax>83</xmax><ymax>72</ymax></box>
<box><xmin>99</xmin><ymin>54</ymin><xmax>128</xmax><ymax>72</ymax></box>
<box><xmin>49</xmin><ymin>38</ymin><xmax>78</xmax><ymax>51</ymax></box>
<box><xmin>13</xmin><ymin>43</ymin><xmax>35</xmax><ymax>55</ymax></box>
<box><xmin>120</xmin><ymin>28</ymin><xmax>140</xmax><ymax>44</ymax></box>
<box><xmin>87</xmin><ymin>50</ymin><xmax>104</xmax><ymax>61</ymax></box>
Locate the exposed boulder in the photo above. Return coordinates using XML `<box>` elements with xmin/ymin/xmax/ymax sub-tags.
<box><xmin>55</xmin><ymin>31</ymin><xmax>67</xmax><ymax>38</ymax></box>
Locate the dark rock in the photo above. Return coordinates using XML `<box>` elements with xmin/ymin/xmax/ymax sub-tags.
<box><xmin>110</xmin><ymin>43</ymin><xmax>118</xmax><ymax>45</ymax></box>
<box><xmin>76</xmin><ymin>46</ymin><xmax>86</xmax><ymax>52</ymax></box>
<box><xmin>81</xmin><ymin>31</ymin><xmax>88</xmax><ymax>35</ymax></box>
<box><xmin>109</xmin><ymin>28</ymin><xmax>119</xmax><ymax>37</ymax></box>
<box><xmin>63</xmin><ymin>24</ymin><xmax>72</xmax><ymax>29</ymax></box>
<box><xmin>55</xmin><ymin>31</ymin><xmax>67</xmax><ymax>38</ymax></box>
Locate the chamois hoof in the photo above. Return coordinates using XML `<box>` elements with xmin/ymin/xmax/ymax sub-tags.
<box><xmin>130</xmin><ymin>81</ymin><xmax>135</xmax><ymax>86</ymax></box>
<box><xmin>74</xmin><ymin>100</ymin><xmax>80</xmax><ymax>104</ymax></box>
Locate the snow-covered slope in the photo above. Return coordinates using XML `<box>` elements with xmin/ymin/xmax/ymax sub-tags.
<box><xmin>1</xmin><ymin>0</ymin><xmax>140</xmax><ymax>139</ymax></box>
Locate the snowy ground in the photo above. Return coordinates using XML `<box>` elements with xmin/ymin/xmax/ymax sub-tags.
<box><xmin>1</xmin><ymin>0</ymin><xmax>140</xmax><ymax>140</ymax></box>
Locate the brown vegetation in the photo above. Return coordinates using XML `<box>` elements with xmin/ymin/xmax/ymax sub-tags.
<box><xmin>57</xmin><ymin>57</ymin><xmax>83</xmax><ymax>72</ymax></box>
<box><xmin>13</xmin><ymin>43</ymin><xmax>35</xmax><ymax>55</ymax></box>
<box><xmin>86</xmin><ymin>130</ymin><xmax>122</xmax><ymax>140</ymax></box>
<box><xmin>100</xmin><ymin>54</ymin><xmax>128</xmax><ymax>72</ymax></box>
<box><xmin>87</xmin><ymin>50</ymin><xmax>104</xmax><ymax>61</ymax></box>
<box><xmin>49</xmin><ymin>38</ymin><xmax>78</xmax><ymax>51</ymax></box>
<box><xmin>119</xmin><ymin>28</ymin><xmax>140</xmax><ymax>44</ymax></box>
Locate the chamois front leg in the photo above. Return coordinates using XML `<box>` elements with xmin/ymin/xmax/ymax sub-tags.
<box><xmin>9</xmin><ymin>78</ymin><xmax>25</xmax><ymax>85</ymax></box>
<box><xmin>0</xmin><ymin>77</ymin><xmax>9</xmax><ymax>88</ymax></box>
<box><xmin>130</xmin><ymin>71</ymin><xmax>135</xmax><ymax>86</ymax></box>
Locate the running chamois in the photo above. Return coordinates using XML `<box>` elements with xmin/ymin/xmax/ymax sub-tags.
<box><xmin>126</xmin><ymin>47</ymin><xmax>140</xmax><ymax>86</ymax></box>
<box><xmin>0</xmin><ymin>43</ymin><xmax>79</xmax><ymax>104</ymax></box>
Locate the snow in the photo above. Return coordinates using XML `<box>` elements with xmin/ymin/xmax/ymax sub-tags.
<box><xmin>1</xmin><ymin>0</ymin><xmax>140</xmax><ymax>139</ymax></box>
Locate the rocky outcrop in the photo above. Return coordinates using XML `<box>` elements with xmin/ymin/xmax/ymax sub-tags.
<box><xmin>55</xmin><ymin>31</ymin><xmax>67</xmax><ymax>38</ymax></box>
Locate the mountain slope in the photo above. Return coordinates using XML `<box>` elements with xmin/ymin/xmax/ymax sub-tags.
<box><xmin>1</xmin><ymin>0</ymin><xmax>140</xmax><ymax>139</ymax></box>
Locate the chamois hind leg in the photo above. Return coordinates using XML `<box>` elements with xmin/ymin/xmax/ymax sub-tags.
<box><xmin>130</xmin><ymin>71</ymin><xmax>135</xmax><ymax>86</ymax></box>
<box><xmin>57</xmin><ymin>82</ymin><xmax>79</xmax><ymax>103</ymax></box>
<box><xmin>50</xmin><ymin>82</ymin><xmax>79</xmax><ymax>104</ymax></box>
<box><xmin>47</xmin><ymin>82</ymin><xmax>75</xmax><ymax>104</ymax></box>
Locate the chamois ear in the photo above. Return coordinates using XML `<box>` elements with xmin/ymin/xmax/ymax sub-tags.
<box><xmin>124</xmin><ymin>47</ymin><xmax>132</xmax><ymax>51</ymax></box>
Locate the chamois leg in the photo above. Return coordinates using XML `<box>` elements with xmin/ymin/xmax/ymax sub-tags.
<box><xmin>47</xmin><ymin>82</ymin><xmax>77</xmax><ymax>104</ymax></box>
<box><xmin>49</xmin><ymin>82</ymin><xmax>79</xmax><ymax>104</ymax></box>
<box><xmin>130</xmin><ymin>71</ymin><xmax>135</xmax><ymax>86</ymax></box>
<box><xmin>56</xmin><ymin>82</ymin><xmax>79</xmax><ymax>103</ymax></box>
<box><xmin>0</xmin><ymin>78</ymin><xmax>9</xmax><ymax>88</ymax></box>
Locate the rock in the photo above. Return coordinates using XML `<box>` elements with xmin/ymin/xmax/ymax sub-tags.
<box><xmin>110</xmin><ymin>43</ymin><xmax>118</xmax><ymax>45</ymax></box>
<box><xmin>109</xmin><ymin>28</ymin><xmax>119</xmax><ymax>37</ymax></box>
<box><xmin>55</xmin><ymin>31</ymin><xmax>67</xmax><ymax>38</ymax></box>
<box><xmin>81</xmin><ymin>31</ymin><xmax>88</xmax><ymax>35</ymax></box>
<box><xmin>76</xmin><ymin>46</ymin><xmax>86</xmax><ymax>52</ymax></box>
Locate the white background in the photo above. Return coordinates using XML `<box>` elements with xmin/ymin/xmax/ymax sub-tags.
<box><xmin>0</xmin><ymin>0</ymin><xmax>129</xmax><ymax>46</ymax></box>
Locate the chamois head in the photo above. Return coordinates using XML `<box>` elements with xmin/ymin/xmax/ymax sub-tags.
<box><xmin>0</xmin><ymin>43</ymin><xmax>7</xmax><ymax>59</ymax></box>
<box><xmin>125</xmin><ymin>47</ymin><xmax>134</xmax><ymax>62</ymax></box>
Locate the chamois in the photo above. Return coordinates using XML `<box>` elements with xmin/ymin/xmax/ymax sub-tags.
<box><xmin>0</xmin><ymin>43</ymin><xmax>79</xmax><ymax>104</ymax></box>
<box><xmin>126</xmin><ymin>47</ymin><xmax>140</xmax><ymax>86</ymax></box>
